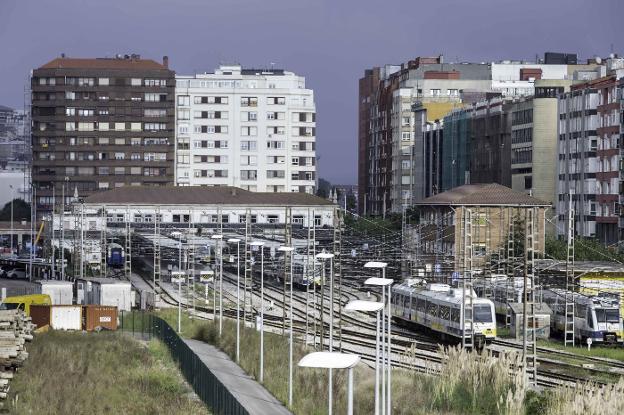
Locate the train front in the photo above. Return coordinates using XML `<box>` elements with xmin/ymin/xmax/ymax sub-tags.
<box><xmin>471</xmin><ymin>300</ymin><xmax>497</xmax><ymax>349</ymax></box>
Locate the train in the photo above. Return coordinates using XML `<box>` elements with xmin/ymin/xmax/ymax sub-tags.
<box><xmin>475</xmin><ymin>279</ymin><xmax>624</xmax><ymax>344</ymax></box>
<box><xmin>542</xmin><ymin>288</ymin><xmax>623</xmax><ymax>344</ymax></box>
<box><xmin>107</xmin><ymin>243</ymin><xmax>124</xmax><ymax>268</ymax></box>
<box><xmin>392</xmin><ymin>279</ymin><xmax>497</xmax><ymax>349</ymax></box>
<box><xmin>269</xmin><ymin>253</ymin><xmax>322</xmax><ymax>287</ymax></box>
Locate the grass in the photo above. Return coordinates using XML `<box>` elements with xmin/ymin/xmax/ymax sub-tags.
<box><xmin>537</xmin><ymin>339</ymin><xmax>624</xmax><ymax>362</ymax></box>
<box><xmin>155</xmin><ymin>309</ymin><xmax>532</xmax><ymax>414</ymax></box>
<box><xmin>5</xmin><ymin>330</ymin><xmax>209</xmax><ymax>415</ymax></box>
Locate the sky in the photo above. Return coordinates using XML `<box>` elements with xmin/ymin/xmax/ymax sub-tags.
<box><xmin>0</xmin><ymin>0</ymin><xmax>622</xmax><ymax>185</ymax></box>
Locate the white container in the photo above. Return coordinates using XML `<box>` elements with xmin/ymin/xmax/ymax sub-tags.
<box><xmin>50</xmin><ymin>305</ymin><xmax>82</xmax><ymax>330</ymax></box>
<box><xmin>37</xmin><ymin>281</ymin><xmax>73</xmax><ymax>305</ymax></box>
<box><xmin>76</xmin><ymin>278</ymin><xmax>133</xmax><ymax>311</ymax></box>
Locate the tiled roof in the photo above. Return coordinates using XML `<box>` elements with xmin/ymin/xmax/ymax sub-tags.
<box><xmin>39</xmin><ymin>57</ymin><xmax>168</xmax><ymax>70</ymax></box>
<box><xmin>414</xmin><ymin>183</ymin><xmax>551</xmax><ymax>207</ymax></box>
<box><xmin>83</xmin><ymin>186</ymin><xmax>334</xmax><ymax>207</ymax></box>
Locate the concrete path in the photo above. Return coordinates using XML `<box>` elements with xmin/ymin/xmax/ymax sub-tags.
<box><xmin>185</xmin><ymin>338</ymin><xmax>293</xmax><ymax>415</ymax></box>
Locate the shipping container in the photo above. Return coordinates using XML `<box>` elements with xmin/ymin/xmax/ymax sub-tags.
<box><xmin>50</xmin><ymin>305</ymin><xmax>82</xmax><ymax>330</ymax></box>
<box><xmin>75</xmin><ymin>278</ymin><xmax>133</xmax><ymax>311</ymax></box>
<box><xmin>37</xmin><ymin>281</ymin><xmax>73</xmax><ymax>305</ymax></box>
<box><xmin>30</xmin><ymin>304</ymin><xmax>51</xmax><ymax>329</ymax></box>
<box><xmin>83</xmin><ymin>305</ymin><xmax>118</xmax><ymax>331</ymax></box>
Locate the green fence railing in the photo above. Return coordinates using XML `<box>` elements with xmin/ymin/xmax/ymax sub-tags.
<box><xmin>120</xmin><ymin>311</ymin><xmax>249</xmax><ymax>415</ymax></box>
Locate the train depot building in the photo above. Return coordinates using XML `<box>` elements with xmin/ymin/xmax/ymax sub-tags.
<box><xmin>405</xmin><ymin>183</ymin><xmax>550</xmax><ymax>282</ymax></box>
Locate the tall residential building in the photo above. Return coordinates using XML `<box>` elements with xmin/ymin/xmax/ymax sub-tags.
<box><xmin>557</xmin><ymin>73</ymin><xmax>622</xmax><ymax>244</ymax></box>
<box><xmin>175</xmin><ymin>65</ymin><xmax>316</xmax><ymax>193</ymax></box>
<box><xmin>31</xmin><ymin>55</ymin><xmax>175</xmax><ymax>215</ymax></box>
<box><xmin>358</xmin><ymin>52</ymin><xmax>605</xmax><ymax>216</ymax></box>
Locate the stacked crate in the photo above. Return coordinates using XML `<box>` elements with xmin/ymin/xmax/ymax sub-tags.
<box><xmin>0</xmin><ymin>310</ymin><xmax>35</xmax><ymax>399</ymax></box>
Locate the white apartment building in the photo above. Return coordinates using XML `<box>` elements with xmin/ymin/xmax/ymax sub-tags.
<box><xmin>175</xmin><ymin>65</ymin><xmax>316</xmax><ymax>193</ymax></box>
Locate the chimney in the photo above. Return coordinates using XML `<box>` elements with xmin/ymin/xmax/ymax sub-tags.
<box><xmin>162</xmin><ymin>55</ymin><xmax>169</xmax><ymax>68</ymax></box>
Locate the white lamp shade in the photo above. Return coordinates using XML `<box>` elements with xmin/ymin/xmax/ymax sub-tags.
<box><xmin>364</xmin><ymin>261</ymin><xmax>388</xmax><ymax>269</ymax></box>
<box><xmin>278</xmin><ymin>246</ymin><xmax>295</xmax><ymax>252</ymax></box>
<box><xmin>364</xmin><ymin>277</ymin><xmax>394</xmax><ymax>286</ymax></box>
<box><xmin>211</xmin><ymin>234</ymin><xmax>224</xmax><ymax>239</ymax></box>
<box><xmin>298</xmin><ymin>352</ymin><xmax>360</xmax><ymax>369</ymax></box>
<box><xmin>345</xmin><ymin>300</ymin><xmax>384</xmax><ymax>312</ymax></box>
<box><xmin>250</xmin><ymin>241</ymin><xmax>265</xmax><ymax>246</ymax></box>
<box><xmin>227</xmin><ymin>238</ymin><xmax>241</xmax><ymax>243</ymax></box>
<box><xmin>316</xmin><ymin>252</ymin><xmax>335</xmax><ymax>259</ymax></box>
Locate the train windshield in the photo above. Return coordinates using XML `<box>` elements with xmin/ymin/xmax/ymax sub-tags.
<box><xmin>595</xmin><ymin>309</ymin><xmax>619</xmax><ymax>323</ymax></box>
<box><xmin>474</xmin><ymin>305</ymin><xmax>493</xmax><ymax>323</ymax></box>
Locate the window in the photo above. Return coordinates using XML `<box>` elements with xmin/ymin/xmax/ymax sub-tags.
<box><xmin>474</xmin><ymin>305</ymin><xmax>493</xmax><ymax>323</ymax></box>
<box><xmin>267</xmin><ymin>215</ymin><xmax>279</xmax><ymax>224</ymax></box>
<box><xmin>242</xmin><ymin>111</ymin><xmax>257</xmax><ymax>121</ymax></box>
<box><xmin>177</xmin><ymin>95</ymin><xmax>190</xmax><ymax>106</ymax></box>
<box><xmin>114</xmin><ymin>152</ymin><xmax>125</xmax><ymax>160</ymax></box>
<box><xmin>240</xmin><ymin>155</ymin><xmax>257</xmax><ymax>165</ymax></box>
<box><xmin>267</xmin><ymin>170</ymin><xmax>285</xmax><ymax>179</ymax></box>
<box><xmin>241</xmin><ymin>97</ymin><xmax>258</xmax><ymax>107</ymax></box>
<box><xmin>430</xmin><ymin>89</ymin><xmax>441</xmax><ymax>97</ymax></box>
<box><xmin>145</xmin><ymin>109</ymin><xmax>167</xmax><ymax>117</ymax></box>
<box><xmin>78</xmin><ymin>78</ymin><xmax>94</xmax><ymax>86</ymax></box>
<box><xmin>241</xmin><ymin>126</ymin><xmax>257</xmax><ymax>136</ymax></box>
<box><xmin>240</xmin><ymin>141</ymin><xmax>257</xmax><ymax>151</ymax></box>
<box><xmin>66</xmin><ymin>122</ymin><xmax>76</xmax><ymax>131</ymax></box>
<box><xmin>177</xmin><ymin>109</ymin><xmax>190</xmax><ymax>120</ymax></box>
<box><xmin>144</xmin><ymin>123</ymin><xmax>167</xmax><ymax>131</ymax></box>
<box><xmin>267</xmin><ymin>97</ymin><xmax>286</xmax><ymax>105</ymax></box>
<box><xmin>131</xmin><ymin>78</ymin><xmax>142</xmax><ymax>86</ymax></box>
<box><xmin>267</xmin><ymin>126</ymin><xmax>285</xmax><ymax>135</ymax></box>
<box><xmin>66</xmin><ymin>108</ymin><xmax>76</xmax><ymax>116</ymax></box>
<box><xmin>240</xmin><ymin>170</ymin><xmax>257</xmax><ymax>180</ymax></box>
<box><xmin>131</xmin><ymin>153</ymin><xmax>141</xmax><ymax>160</ymax></box>
<box><xmin>130</xmin><ymin>122</ymin><xmax>141</xmax><ymax>131</ymax></box>
<box><xmin>447</xmin><ymin>89</ymin><xmax>458</xmax><ymax>96</ymax></box>
<box><xmin>98</xmin><ymin>78</ymin><xmax>109</xmax><ymax>86</ymax></box>
<box><xmin>114</xmin><ymin>122</ymin><xmax>125</xmax><ymax>131</ymax></box>
<box><xmin>114</xmin><ymin>167</ymin><xmax>125</xmax><ymax>175</ymax></box>
<box><xmin>65</xmin><ymin>91</ymin><xmax>76</xmax><ymax>100</ymax></box>
<box><xmin>267</xmin><ymin>141</ymin><xmax>285</xmax><ymax>149</ymax></box>
<box><xmin>146</xmin><ymin>93</ymin><xmax>167</xmax><ymax>102</ymax></box>
<box><xmin>177</xmin><ymin>138</ymin><xmax>189</xmax><ymax>150</ymax></box>
<box><xmin>145</xmin><ymin>79</ymin><xmax>166</xmax><ymax>87</ymax></box>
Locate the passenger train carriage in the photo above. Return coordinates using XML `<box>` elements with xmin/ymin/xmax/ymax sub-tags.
<box><xmin>107</xmin><ymin>243</ymin><xmax>124</xmax><ymax>268</ymax></box>
<box><xmin>475</xmin><ymin>279</ymin><xmax>623</xmax><ymax>344</ymax></box>
<box><xmin>542</xmin><ymin>288</ymin><xmax>623</xmax><ymax>344</ymax></box>
<box><xmin>392</xmin><ymin>279</ymin><xmax>496</xmax><ymax>348</ymax></box>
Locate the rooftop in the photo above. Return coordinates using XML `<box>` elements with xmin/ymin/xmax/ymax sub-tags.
<box><xmin>38</xmin><ymin>56</ymin><xmax>169</xmax><ymax>71</ymax></box>
<box><xmin>415</xmin><ymin>183</ymin><xmax>550</xmax><ymax>207</ymax></box>
<box><xmin>83</xmin><ymin>186</ymin><xmax>334</xmax><ymax>207</ymax></box>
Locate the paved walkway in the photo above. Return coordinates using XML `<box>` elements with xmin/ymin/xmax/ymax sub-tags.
<box><xmin>184</xmin><ymin>339</ymin><xmax>292</xmax><ymax>415</ymax></box>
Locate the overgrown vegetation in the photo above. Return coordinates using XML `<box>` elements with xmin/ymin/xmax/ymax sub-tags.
<box><xmin>545</xmin><ymin>236</ymin><xmax>624</xmax><ymax>262</ymax></box>
<box><xmin>537</xmin><ymin>339</ymin><xmax>624</xmax><ymax>361</ymax></box>
<box><xmin>156</xmin><ymin>309</ymin><xmax>624</xmax><ymax>415</ymax></box>
<box><xmin>5</xmin><ymin>330</ymin><xmax>209</xmax><ymax>415</ymax></box>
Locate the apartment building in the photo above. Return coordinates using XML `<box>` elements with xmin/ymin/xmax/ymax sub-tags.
<box><xmin>31</xmin><ymin>54</ymin><xmax>175</xmax><ymax>216</ymax></box>
<box><xmin>358</xmin><ymin>52</ymin><xmax>593</xmax><ymax>216</ymax></box>
<box><xmin>175</xmin><ymin>65</ymin><xmax>316</xmax><ymax>194</ymax></box>
<box><xmin>557</xmin><ymin>74</ymin><xmax>621</xmax><ymax>244</ymax></box>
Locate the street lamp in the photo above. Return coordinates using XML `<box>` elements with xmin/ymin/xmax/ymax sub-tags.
<box><xmin>171</xmin><ymin>270</ymin><xmax>186</xmax><ymax>333</ymax></box>
<box><xmin>345</xmin><ymin>300</ymin><xmax>384</xmax><ymax>415</ymax></box>
<box><xmin>298</xmin><ymin>352</ymin><xmax>361</xmax><ymax>415</ymax></box>
<box><xmin>9</xmin><ymin>185</ymin><xmax>13</xmax><ymax>257</ymax></box>
<box><xmin>228</xmin><ymin>238</ymin><xmax>242</xmax><ymax>363</ymax></box>
<box><xmin>199</xmin><ymin>270</ymin><xmax>214</xmax><ymax>306</ymax></box>
<box><xmin>278</xmin><ymin>245</ymin><xmax>295</xmax><ymax>407</ymax></box>
<box><xmin>61</xmin><ymin>177</ymin><xmax>68</xmax><ymax>281</ymax></box>
<box><xmin>211</xmin><ymin>234</ymin><xmax>224</xmax><ymax>334</ymax></box>
<box><xmin>250</xmin><ymin>241</ymin><xmax>265</xmax><ymax>382</ymax></box>
<box><xmin>364</xmin><ymin>268</ymin><xmax>393</xmax><ymax>415</ymax></box>
<box><xmin>316</xmin><ymin>252</ymin><xmax>335</xmax><ymax>410</ymax></box>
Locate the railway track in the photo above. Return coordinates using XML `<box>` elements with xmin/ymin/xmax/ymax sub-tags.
<box><xmin>131</xmin><ymin>260</ymin><xmax>622</xmax><ymax>389</ymax></box>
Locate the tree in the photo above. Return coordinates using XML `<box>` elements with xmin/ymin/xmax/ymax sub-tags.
<box><xmin>346</xmin><ymin>193</ymin><xmax>356</xmax><ymax>211</ymax></box>
<box><xmin>0</xmin><ymin>199</ymin><xmax>31</xmax><ymax>222</ymax></box>
<box><xmin>316</xmin><ymin>178</ymin><xmax>331</xmax><ymax>199</ymax></box>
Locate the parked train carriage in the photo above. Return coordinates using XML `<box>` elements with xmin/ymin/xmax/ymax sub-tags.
<box><xmin>392</xmin><ymin>281</ymin><xmax>496</xmax><ymax>348</ymax></box>
<box><xmin>474</xmin><ymin>279</ymin><xmax>532</xmax><ymax>316</ymax></box>
<box><xmin>107</xmin><ymin>243</ymin><xmax>124</xmax><ymax>268</ymax></box>
<box><xmin>269</xmin><ymin>254</ymin><xmax>322</xmax><ymax>288</ymax></box>
<box><xmin>542</xmin><ymin>288</ymin><xmax>623</xmax><ymax>344</ymax></box>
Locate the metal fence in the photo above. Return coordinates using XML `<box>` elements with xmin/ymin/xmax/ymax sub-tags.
<box><xmin>120</xmin><ymin>311</ymin><xmax>249</xmax><ymax>415</ymax></box>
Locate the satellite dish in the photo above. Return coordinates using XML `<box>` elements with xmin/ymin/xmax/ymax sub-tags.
<box><xmin>595</xmin><ymin>56</ymin><xmax>602</xmax><ymax>64</ymax></box>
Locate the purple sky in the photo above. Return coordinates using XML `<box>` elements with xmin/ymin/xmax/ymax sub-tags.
<box><xmin>1</xmin><ymin>0</ymin><xmax>622</xmax><ymax>185</ymax></box>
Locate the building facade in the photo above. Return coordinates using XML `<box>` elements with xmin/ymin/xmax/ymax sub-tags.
<box><xmin>175</xmin><ymin>65</ymin><xmax>316</xmax><ymax>194</ymax></box>
<box><xmin>31</xmin><ymin>55</ymin><xmax>175</xmax><ymax>216</ymax></box>
<box><xmin>557</xmin><ymin>75</ymin><xmax>621</xmax><ymax>243</ymax></box>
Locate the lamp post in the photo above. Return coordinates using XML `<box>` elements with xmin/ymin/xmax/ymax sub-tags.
<box><xmin>61</xmin><ymin>177</ymin><xmax>68</xmax><ymax>281</ymax></box>
<box><xmin>199</xmin><ymin>270</ymin><xmax>214</xmax><ymax>306</ymax></box>
<box><xmin>345</xmin><ymin>300</ymin><xmax>384</xmax><ymax>415</ymax></box>
<box><xmin>364</xmin><ymin>269</ymin><xmax>393</xmax><ymax>415</ymax></box>
<box><xmin>9</xmin><ymin>185</ymin><xmax>13</xmax><ymax>257</ymax></box>
<box><xmin>279</xmin><ymin>245</ymin><xmax>295</xmax><ymax>407</ymax></box>
<box><xmin>171</xmin><ymin>270</ymin><xmax>186</xmax><ymax>333</ymax></box>
<box><xmin>316</xmin><ymin>252</ymin><xmax>335</xmax><ymax>410</ymax></box>
<box><xmin>298</xmin><ymin>352</ymin><xmax>361</xmax><ymax>415</ymax></box>
<box><xmin>250</xmin><ymin>241</ymin><xmax>265</xmax><ymax>382</ymax></box>
<box><xmin>228</xmin><ymin>238</ymin><xmax>241</xmax><ymax>362</ymax></box>
<box><xmin>211</xmin><ymin>234</ymin><xmax>224</xmax><ymax>334</ymax></box>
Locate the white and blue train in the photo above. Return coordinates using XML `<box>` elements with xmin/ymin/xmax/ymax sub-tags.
<box><xmin>107</xmin><ymin>243</ymin><xmax>124</xmax><ymax>268</ymax></box>
<box><xmin>392</xmin><ymin>279</ymin><xmax>497</xmax><ymax>348</ymax></box>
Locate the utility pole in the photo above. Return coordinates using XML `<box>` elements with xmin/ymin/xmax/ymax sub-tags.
<box><xmin>100</xmin><ymin>206</ymin><xmax>107</xmax><ymax>278</ymax></box>
<box><xmin>124</xmin><ymin>205</ymin><xmax>132</xmax><ymax>280</ymax></box>
<box><xmin>283</xmin><ymin>207</ymin><xmax>292</xmax><ymax>335</ymax></box>
<box><xmin>154</xmin><ymin>206</ymin><xmax>161</xmax><ymax>303</ymax></box>
<box><xmin>522</xmin><ymin>207</ymin><xmax>537</xmax><ymax>385</ymax></box>
<box><xmin>243</xmin><ymin>208</ymin><xmax>252</xmax><ymax>324</ymax></box>
<box><xmin>461</xmin><ymin>208</ymin><xmax>474</xmax><ymax>350</ymax></box>
<box><xmin>564</xmin><ymin>192</ymin><xmax>575</xmax><ymax>347</ymax></box>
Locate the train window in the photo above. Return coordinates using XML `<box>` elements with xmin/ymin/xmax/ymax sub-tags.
<box><xmin>404</xmin><ymin>296</ymin><xmax>410</xmax><ymax>309</ymax></box>
<box><xmin>474</xmin><ymin>305</ymin><xmax>493</xmax><ymax>323</ymax></box>
<box><xmin>587</xmin><ymin>309</ymin><xmax>594</xmax><ymax>329</ymax></box>
<box><xmin>426</xmin><ymin>302</ymin><xmax>438</xmax><ymax>317</ymax></box>
<box><xmin>450</xmin><ymin>308</ymin><xmax>460</xmax><ymax>323</ymax></box>
<box><xmin>575</xmin><ymin>304</ymin><xmax>586</xmax><ymax>318</ymax></box>
<box><xmin>596</xmin><ymin>309</ymin><xmax>620</xmax><ymax>323</ymax></box>
<box><xmin>416</xmin><ymin>298</ymin><xmax>426</xmax><ymax>312</ymax></box>
<box><xmin>439</xmin><ymin>305</ymin><xmax>450</xmax><ymax>320</ymax></box>
<box><xmin>606</xmin><ymin>309</ymin><xmax>619</xmax><ymax>323</ymax></box>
